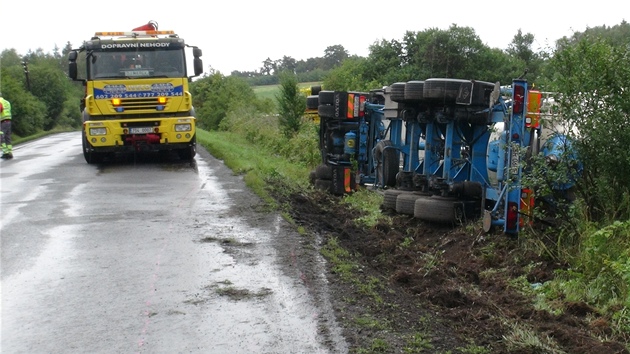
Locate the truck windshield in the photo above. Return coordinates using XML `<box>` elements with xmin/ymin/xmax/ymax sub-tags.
<box><xmin>89</xmin><ymin>48</ymin><xmax>185</xmax><ymax>79</ymax></box>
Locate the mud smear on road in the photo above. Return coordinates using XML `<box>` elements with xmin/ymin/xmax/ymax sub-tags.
<box><xmin>272</xmin><ymin>185</ymin><xmax>629</xmax><ymax>354</ymax></box>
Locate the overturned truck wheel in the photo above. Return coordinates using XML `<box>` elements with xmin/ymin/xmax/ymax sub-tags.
<box><xmin>374</xmin><ymin>140</ymin><xmax>399</xmax><ymax>188</ymax></box>
<box><xmin>382</xmin><ymin>189</ymin><xmax>406</xmax><ymax>211</ymax></box>
<box><xmin>396</xmin><ymin>192</ymin><xmax>430</xmax><ymax>215</ymax></box>
<box><xmin>414</xmin><ymin>196</ymin><xmax>464</xmax><ymax>224</ymax></box>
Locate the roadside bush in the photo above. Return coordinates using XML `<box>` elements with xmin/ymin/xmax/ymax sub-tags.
<box><xmin>524</xmin><ymin>33</ymin><xmax>630</xmax><ymax>343</ymax></box>
<box><xmin>547</xmin><ymin>36</ymin><xmax>630</xmax><ymax>222</ymax></box>
<box><xmin>275</xmin><ymin>71</ymin><xmax>305</xmax><ymax>138</ymax></box>
<box><xmin>192</xmin><ymin>73</ymin><xmax>268</xmax><ymax>130</ymax></box>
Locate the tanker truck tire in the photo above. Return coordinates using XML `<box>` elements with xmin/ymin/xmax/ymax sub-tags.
<box><xmin>374</xmin><ymin>140</ymin><xmax>399</xmax><ymax>188</ymax></box>
<box><xmin>315</xmin><ymin>164</ymin><xmax>333</xmax><ymax>180</ymax></box>
<box><xmin>382</xmin><ymin>189</ymin><xmax>405</xmax><ymax>211</ymax></box>
<box><xmin>389</xmin><ymin>82</ymin><xmax>407</xmax><ymax>103</ymax></box>
<box><xmin>314</xmin><ymin>179</ymin><xmax>333</xmax><ymax>193</ymax></box>
<box><xmin>414</xmin><ymin>196</ymin><xmax>463</xmax><ymax>224</ymax></box>
<box><xmin>404</xmin><ymin>81</ymin><xmax>425</xmax><ymax>102</ymax></box>
<box><xmin>309</xmin><ymin>170</ymin><xmax>317</xmax><ymax>185</ymax></box>
<box><xmin>396</xmin><ymin>192</ymin><xmax>429</xmax><ymax>215</ymax></box>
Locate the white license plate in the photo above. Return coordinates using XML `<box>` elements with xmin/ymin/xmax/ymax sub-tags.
<box><xmin>129</xmin><ymin>127</ymin><xmax>154</xmax><ymax>134</ymax></box>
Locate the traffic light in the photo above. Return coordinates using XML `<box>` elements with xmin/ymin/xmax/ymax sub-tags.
<box><xmin>22</xmin><ymin>61</ymin><xmax>29</xmax><ymax>73</ymax></box>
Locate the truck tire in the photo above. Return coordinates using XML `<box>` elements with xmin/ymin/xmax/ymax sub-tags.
<box><xmin>318</xmin><ymin>91</ymin><xmax>335</xmax><ymax>105</ymax></box>
<box><xmin>82</xmin><ymin>134</ymin><xmax>104</xmax><ymax>164</ymax></box>
<box><xmin>315</xmin><ymin>164</ymin><xmax>333</xmax><ymax>180</ymax></box>
<box><xmin>396</xmin><ymin>192</ymin><xmax>429</xmax><ymax>215</ymax></box>
<box><xmin>423</xmin><ymin>79</ymin><xmax>495</xmax><ymax>108</ymax></box>
<box><xmin>414</xmin><ymin>196</ymin><xmax>463</xmax><ymax>223</ymax></box>
<box><xmin>318</xmin><ymin>104</ymin><xmax>335</xmax><ymax>119</ymax></box>
<box><xmin>374</xmin><ymin>140</ymin><xmax>398</xmax><ymax>187</ymax></box>
<box><xmin>177</xmin><ymin>136</ymin><xmax>197</xmax><ymax>161</ymax></box>
<box><xmin>311</xmin><ymin>85</ymin><xmax>322</xmax><ymax>96</ymax></box>
<box><xmin>404</xmin><ymin>81</ymin><xmax>424</xmax><ymax>102</ymax></box>
<box><xmin>306</xmin><ymin>95</ymin><xmax>319</xmax><ymax>109</ymax></box>
<box><xmin>382</xmin><ymin>189</ymin><xmax>405</xmax><ymax>211</ymax></box>
<box><xmin>314</xmin><ymin>179</ymin><xmax>333</xmax><ymax>193</ymax></box>
<box><xmin>423</xmin><ymin>78</ymin><xmax>469</xmax><ymax>104</ymax></box>
<box><xmin>390</xmin><ymin>82</ymin><xmax>407</xmax><ymax>103</ymax></box>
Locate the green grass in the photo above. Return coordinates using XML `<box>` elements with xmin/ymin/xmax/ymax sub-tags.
<box><xmin>253</xmin><ymin>81</ymin><xmax>322</xmax><ymax>101</ymax></box>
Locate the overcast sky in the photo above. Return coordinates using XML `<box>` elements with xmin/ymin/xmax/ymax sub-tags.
<box><xmin>1</xmin><ymin>1</ymin><xmax>626</xmax><ymax>75</ymax></box>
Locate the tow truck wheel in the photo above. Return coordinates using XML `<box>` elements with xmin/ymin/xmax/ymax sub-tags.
<box><xmin>82</xmin><ymin>134</ymin><xmax>104</xmax><ymax>164</ymax></box>
<box><xmin>177</xmin><ymin>137</ymin><xmax>197</xmax><ymax>161</ymax></box>
<box><xmin>414</xmin><ymin>196</ymin><xmax>461</xmax><ymax>223</ymax></box>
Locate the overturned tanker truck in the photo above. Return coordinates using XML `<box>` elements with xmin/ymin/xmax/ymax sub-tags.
<box><xmin>309</xmin><ymin>77</ymin><xmax>579</xmax><ymax>235</ymax></box>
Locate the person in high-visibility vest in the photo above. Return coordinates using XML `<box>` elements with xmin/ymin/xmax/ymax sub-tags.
<box><xmin>0</xmin><ymin>92</ymin><xmax>13</xmax><ymax>159</ymax></box>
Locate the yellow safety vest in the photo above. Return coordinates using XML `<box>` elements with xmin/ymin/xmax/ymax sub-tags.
<box><xmin>0</xmin><ymin>97</ymin><xmax>12</xmax><ymax>120</ymax></box>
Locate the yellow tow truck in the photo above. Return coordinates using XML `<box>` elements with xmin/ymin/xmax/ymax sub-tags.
<box><xmin>68</xmin><ymin>21</ymin><xmax>204</xmax><ymax>163</ymax></box>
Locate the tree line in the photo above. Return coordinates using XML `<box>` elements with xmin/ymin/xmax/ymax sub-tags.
<box><xmin>228</xmin><ymin>44</ymin><xmax>349</xmax><ymax>85</ymax></box>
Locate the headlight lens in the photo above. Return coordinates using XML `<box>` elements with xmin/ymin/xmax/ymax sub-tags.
<box><xmin>90</xmin><ymin>127</ymin><xmax>107</xmax><ymax>136</ymax></box>
<box><xmin>175</xmin><ymin>124</ymin><xmax>191</xmax><ymax>132</ymax></box>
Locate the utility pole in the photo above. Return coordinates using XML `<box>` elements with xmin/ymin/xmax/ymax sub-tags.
<box><xmin>22</xmin><ymin>61</ymin><xmax>31</xmax><ymax>92</ymax></box>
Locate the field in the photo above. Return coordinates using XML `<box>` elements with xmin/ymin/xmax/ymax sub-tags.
<box><xmin>252</xmin><ymin>81</ymin><xmax>322</xmax><ymax>101</ymax></box>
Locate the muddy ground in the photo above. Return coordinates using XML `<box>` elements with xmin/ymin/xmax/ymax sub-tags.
<box><xmin>270</xmin><ymin>184</ymin><xmax>629</xmax><ymax>354</ymax></box>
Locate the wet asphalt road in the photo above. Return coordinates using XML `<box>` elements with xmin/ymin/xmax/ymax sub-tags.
<box><xmin>0</xmin><ymin>132</ymin><xmax>346</xmax><ymax>353</ymax></box>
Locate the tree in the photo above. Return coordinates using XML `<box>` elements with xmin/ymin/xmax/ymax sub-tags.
<box><xmin>507</xmin><ymin>29</ymin><xmax>536</xmax><ymax>63</ymax></box>
<box><xmin>275</xmin><ymin>71</ymin><xmax>305</xmax><ymax>138</ymax></box>
<box><xmin>364</xmin><ymin>39</ymin><xmax>405</xmax><ymax>86</ymax></box>
<box><xmin>323</xmin><ymin>56</ymin><xmax>376</xmax><ymax>92</ymax></box>
<box><xmin>323</xmin><ymin>45</ymin><xmax>348</xmax><ymax>70</ymax></box>
<box><xmin>260</xmin><ymin>57</ymin><xmax>275</xmax><ymax>76</ymax></box>
<box><xmin>279</xmin><ymin>56</ymin><xmax>297</xmax><ymax>73</ymax></box>
<box><xmin>547</xmin><ymin>36</ymin><xmax>630</xmax><ymax>221</ymax></box>
<box><xmin>505</xmin><ymin>29</ymin><xmax>546</xmax><ymax>83</ymax></box>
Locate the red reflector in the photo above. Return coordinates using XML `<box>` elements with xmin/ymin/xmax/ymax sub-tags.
<box><xmin>513</xmin><ymin>85</ymin><xmax>525</xmax><ymax>114</ymax></box>
<box><xmin>359</xmin><ymin>95</ymin><xmax>366</xmax><ymax>117</ymax></box>
<box><xmin>506</xmin><ymin>202</ymin><xmax>518</xmax><ymax>231</ymax></box>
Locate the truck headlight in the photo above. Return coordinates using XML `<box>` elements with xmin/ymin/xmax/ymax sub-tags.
<box><xmin>90</xmin><ymin>127</ymin><xmax>107</xmax><ymax>136</ymax></box>
<box><xmin>175</xmin><ymin>124</ymin><xmax>191</xmax><ymax>132</ymax></box>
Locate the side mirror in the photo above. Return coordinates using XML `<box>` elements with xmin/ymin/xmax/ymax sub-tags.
<box><xmin>68</xmin><ymin>51</ymin><xmax>78</xmax><ymax>80</ymax></box>
<box><xmin>193</xmin><ymin>47</ymin><xmax>202</xmax><ymax>58</ymax></box>
<box><xmin>69</xmin><ymin>62</ymin><xmax>78</xmax><ymax>80</ymax></box>
<box><xmin>194</xmin><ymin>57</ymin><xmax>203</xmax><ymax>77</ymax></box>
